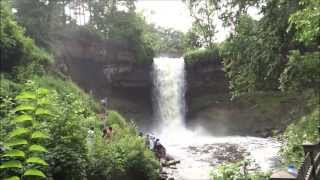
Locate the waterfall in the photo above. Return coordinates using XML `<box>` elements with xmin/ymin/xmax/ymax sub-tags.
<box><xmin>151</xmin><ymin>57</ymin><xmax>280</xmax><ymax>180</ymax></box>
<box><xmin>152</xmin><ymin>57</ymin><xmax>186</xmax><ymax>134</ymax></box>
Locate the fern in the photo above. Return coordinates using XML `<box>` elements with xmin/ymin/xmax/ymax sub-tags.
<box><xmin>1</xmin><ymin>87</ymin><xmax>51</xmax><ymax>179</ymax></box>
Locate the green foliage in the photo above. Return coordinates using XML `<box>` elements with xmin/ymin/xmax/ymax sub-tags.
<box><xmin>142</xmin><ymin>23</ymin><xmax>185</xmax><ymax>56</ymax></box>
<box><xmin>185</xmin><ymin>0</ymin><xmax>218</xmax><ymax>48</ymax></box>
<box><xmin>87</xmin><ymin>112</ymin><xmax>160</xmax><ymax>180</ymax></box>
<box><xmin>280</xmin><ymin>107</ymin><xmax>319</xmax><ymax>168</ymax></box>
<box><xmin>280</xmin><ymin>50</ymin><xmax>320</xmax><ymax>91</ymax></box>
<box><xmin>210</xmin><ymin>160</ymin><xmax>270</xmax><ymax>180</ymax></box>
<box><xmin>1</xmin><ymin>86</ymin><xmax>50</xmax><ymax>179</ymax></box>
<box><xmin>221</xmin><ymin>13</ymin><xmax>285</xmax><ymax>97</ymax></box>
<box><xmin>288</xmin><ymin>0</ymin><xmax>320</xmax><ymax>43</ymax></box>
<box><xmin>182</xmin><ymin>29</ymin><xmax>202</xmax><ymax>52</ymax></box>
<box><xmin>0</xmin><ymin>0</ymin><xmax>53</xmax><ymax>74</ymax></box>
<box><xmin>184</xmin><ymin>48</ymin><xmax>220</xmax><ymax>65</ymax></box>
<box><xmin>1</xmin><ymin>74</ymin><xmax>160</xmax><ymax>179</ymax></box>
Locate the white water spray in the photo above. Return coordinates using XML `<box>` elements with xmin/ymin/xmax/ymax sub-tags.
<box><xmin>152</xmin><ymin>57</ymin><xmax>186</xmax><ymax>134</ymax></box>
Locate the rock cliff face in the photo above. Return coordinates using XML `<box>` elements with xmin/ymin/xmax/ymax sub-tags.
<box><xmin>185</xmin><ymin>59</ymin><xmax>304</xmax><ymax>137</ymax></box>
<box><xmin>54</xmin><ymin>38</ymin><xmax>154</xmax><ymax>128</ymax></box>
<box><xmin>54</xmin><ymin>38</ymin><xmax>303</xmax><ymax>136</ymax></box>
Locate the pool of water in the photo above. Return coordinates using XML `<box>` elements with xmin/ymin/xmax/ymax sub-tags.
<box><xmin>158</xmin><ymin>130</ymin><xmax>281</xmax><ymax>180</ymax></box>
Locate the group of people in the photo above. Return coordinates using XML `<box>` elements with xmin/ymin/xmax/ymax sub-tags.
<box><xmin>143</xmin><ymin>133</ymin><xmax>166</xmax><ymax>161</ymax></box>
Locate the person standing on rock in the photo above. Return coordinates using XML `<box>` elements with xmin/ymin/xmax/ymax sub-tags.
<box><xmin>87</xmin><ymin>127</ymin><xmax>95</xmax><ymax>148</ymax></box>
<box><xmin>101</xmin><ymin>97</ymin><xmax>108</xmax><ymax>110</ymax></box>
<box><xmin>145</xmin><ymin>134</ymin><xmax>151</xmax><ymax>148</ymax></box>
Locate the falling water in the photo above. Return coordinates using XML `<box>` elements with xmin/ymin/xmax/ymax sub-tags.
<box><xmin>152</xmin><ymin>57</ymin><xmax>186</xmax><ymax>134</ymax></box>
<box><xmin>152</xmin><ymin>57</ymin><xmax>281</xmax><ymax>180</ymax></box>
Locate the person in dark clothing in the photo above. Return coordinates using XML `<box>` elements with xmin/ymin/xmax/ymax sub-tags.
<box><xmin>106</xmin><ymin>127</ymin><xmax>113</xmax><ymax>138</ymax></box>
<box><xmin>102</xmin><ymin>126</ymin><xmax>113</xmax><ymax>139</ymax></box>
<box><xmin>154</xmin><ymin>139</ymin><xmax>166</xmax><ymax>160</ymax></box>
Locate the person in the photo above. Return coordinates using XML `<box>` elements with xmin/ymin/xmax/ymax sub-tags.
<box><xmin>149</xmin><ymin>135</ymin><xmax>156</xmax><ymax>150</ymax></box>
<box><xmin>102</xmin><ymin>126</ymin><xmax>108</xmax><ymax>139</ymax></box>
<box><xmin>106</xmin><ymin>127</ymin><xmax>113</xmax><ymax>138</ymax></box>
<box><xmin>100</xmin><ymin>97</ymin><xmax>108</xmax><ymax>108</ymax></box>
<box><xmin>139</xmin><ymin>132</ymin><xmax>143</xmax><ymax>137</ymax></box>
<box><xmin>154</xmin><ymin>139</ymin><xmax>166</xmax><ymax>160</ymax></box>
<box><xmin>145</xmin><ymin>134</ymin><xmax>151</xmax><ymax>148</ymax></box>
<box><xmin>88</xmin><ymin>127</ymin><xmax>94</xmax><ymax>138</ymax></box>
<box><xmin>87</xmin><ymin>127</ymin><xmax>94</xmax><ymax>147</ymax></box>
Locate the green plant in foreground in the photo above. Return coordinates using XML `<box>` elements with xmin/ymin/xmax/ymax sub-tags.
<box><xmin>1</xmin><ymin>86</ymin><xmax>51</xmax><ymax>179</ymax></box>
<box><xmin>210</xmin><ymin>160</ymin><xmax>270</xmax><ymax>180</ymax></box>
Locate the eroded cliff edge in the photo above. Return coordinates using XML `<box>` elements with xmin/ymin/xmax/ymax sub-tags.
<box><xmin>53</xmin><ymin>36</ymin><xmax>305</xmax><ymax>136</ymax></box>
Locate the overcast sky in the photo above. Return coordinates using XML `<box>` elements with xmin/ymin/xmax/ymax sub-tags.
<box><xmin>136</xmin><ymin>0</ymin><xmax>261</xmax><ymax>42</ymax></box>
<box><xmin>136</xmin><ymin>0</ymin><xmax>192</xmax><ymax>32</ymax></box>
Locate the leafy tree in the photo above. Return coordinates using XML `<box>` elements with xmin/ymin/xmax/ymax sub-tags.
<box><xmin>288</xmin><ymin>0</ymin><xmax>320</xmax><ymax>43</ymax></box>
<box><xmin>0</xmin><ymin>0</ymin><xmax>52</xmax><ymax>75</ymax></box>
<box><xmin>182</xmin><ymin>29</ymin><xmax>202</xmax><ymax>52</ymax></box>
<box><xmin>185</xmin><ymin>0</ymin><xmax>219</xmax><ymax>48</ymax></box>
<box><xmin>217</xmin><ymin>0</ymin><xmax>262</xmax><ymax>27</ymax></box>
<box><xmin>221</xmin><ymin>0</ymin><xmax>302</xmax><ymax>96</ymax></box>
<box><xmin>142</xmin><ymin>23</ymin><xmax>185</xmax><ymax>56</ymax></box>
<box><xmin>13</xmin><ymin>0</ymin><xmax>69</xmax><ymax>48</ymax></box>
<box><xmin>279</xmin><ymin>0</ymin><xmax>320</xmax><ymax>91</ymax></box>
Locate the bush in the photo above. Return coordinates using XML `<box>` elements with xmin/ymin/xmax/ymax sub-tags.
<box><xmin>280</xmin><ymin>107</ymin><xmax>319</xmax><ymax>168</ymax></box>
<box><xmin>210</xmin><ymin>160</ymin><xmax>270</xmax><ymax>180</ymax></box>
<box><xmin>0</xmin><ymin>86</ymin><xmax>51</xmax><ymax>179</ymax></box>
<box><xmin>0</xmin><ymin>0</ymin><xmax>53</xmax><ymax>75</ymax></box>
<box><xmin>87</xmin><ymin>111</ymin><xmax>160</xmax><ymax>180</ymax></box>
<box><xmin>1</xmin><ymin>76</ymin><xmax>160</xmax><ymax>180</ymax></box>
<box><xmin>0</xmin><ymin>74</ymin><xmax>21</xmax><ymax>147</ymax></box>
<box><xmin>184</xmin><ymin>48</ymin><xmax>220</xmax><ymax>65</ymax></box>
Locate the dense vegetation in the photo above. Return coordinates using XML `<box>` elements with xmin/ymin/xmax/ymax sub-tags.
<box><xmin>0</xmin><ymin>1</ymin><xmax>159</xmax><ymax>179</ymax></box>
<box><xmin>1</xmin><ymin>0</ymin><xmax>319</xmax><ymax>179</ymax></box>
<box><xmin>182</xmin><ymin>0</ymin><xmax>320</xmax><ymax>176</ymax></box>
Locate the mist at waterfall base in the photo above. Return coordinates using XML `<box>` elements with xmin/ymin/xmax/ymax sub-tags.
<box><xmin>151</xmin><ymin>57</ymin><xmax>280</xmax><ymax>180</ymax></box>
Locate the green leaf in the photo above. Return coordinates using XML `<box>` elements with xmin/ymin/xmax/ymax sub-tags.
<box><xmin>9</xmin><ymin>128</ymin><xmax>29</xmax><ymax>138</ymax></box>
<box><xmin>31</xmin><ymin>131</ymin><xmax>49</xmax><ymax>139</ymax></box>
<box><xmin>29</xmin><ymin>144</ymin><xmax>48</xmax><ymax>152</ymax></box>
<box><xmin>37</xmin><ymin>88</ymin><xmax>49</xmax><ymax>95</ymax></box>
<box><xmin>16</xmin><ymin>92</ymin><xmax>36</xmax><ymax>100</ymax></box>
<box><xmin>13</xmin><ymin>115</ymin><xmax>33</xmax><ymax>123</ymax></box>
<box><xmin>23</xmin><ymin>168</ymin><xmax>46</xmax><ymax>178</ymax></box>
<box><xmin>5</xmin><ymin>139</ymin><xmax>28</xmax><ymax>147</ymax></box>
<box><xmin>2</xmin><ymin>150</ymin><xmax>25</xmax><ymax>158</ymax></box>
<box><xmin>0</xmin><ymin>161</ymin><xmax>22</xmax><ymax>169</ymax></box>
<box><xmin>38</xmin><ymin>97</ymin><xmax>49</xmax><ymax>105</ymax></box>
<box><xmin>35</xmin><ymin>108</ymin><xmax>51</xmax><ymax>116</ymax></box>
<box><xmin>5</xmin><ymin>176</ymin><xmax>20</xmax><ymax>180</ymax></box>
<box><xmin>26</xmin><ymin>157</ymin><xmax>48</xmax><ymax>166</ymax></box>
<box><xmin>14</xmin><ymin>105</ymin><xmax>35</xmax><ymax>112</ymax></box>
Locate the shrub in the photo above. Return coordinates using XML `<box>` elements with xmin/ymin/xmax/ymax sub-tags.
<box><xmin>280</xmin><ymin>108</ymin><xmax>319</xmax><ymax>168</ymax></box>
<box><xmin>1</xmin><ymin>76</ymin><xmax>159</xmax><ymax>180</ymax></box>
<box><xmin>0</xmin><ymin>84</ymin><xmax>51</xmax><ymax>180</ymax></box>
<box><xmin>0</xmin><ymin>0</ymin><xmax>53</xmax><ymax>75</ymax></box>
<box><xmin>184</xmin><ymin>48</ymin><xmax>220</xmax><ymax>65</ymax></box>
<box><xmin>210</xmin><ymin>160</ymin><xmax>270</xmax><ymax>180</ymax></box>
<box><xmin>87</xmin><ymin>111</ymin><xmax>160</xmax><ymax>180</ymax></box>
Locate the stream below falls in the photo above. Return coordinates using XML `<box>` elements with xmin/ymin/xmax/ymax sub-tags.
<box><xmin>159</xmin><ymin>131</ymin><xmax>281</xmax><ymax>180</ymax></box>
